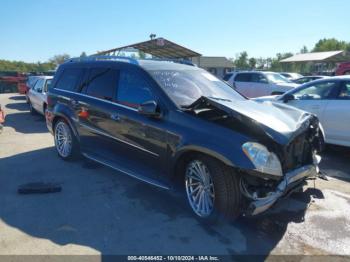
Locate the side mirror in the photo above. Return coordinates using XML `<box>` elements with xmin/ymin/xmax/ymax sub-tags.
<box><xmin>283</xmin><ymin>93</ymin><xmax>294</xmax><ymax>103</ymax></box>
<box><xmin>138</xmin><ymin>101</ymin><xmax>161</xmax><ymax>118</ymax></box>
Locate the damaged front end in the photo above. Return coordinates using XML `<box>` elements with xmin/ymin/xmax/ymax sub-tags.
<box><xmin>183</xmin><ymin>96</ymin><xmax>322</xmax><ymax>215</ymax></box>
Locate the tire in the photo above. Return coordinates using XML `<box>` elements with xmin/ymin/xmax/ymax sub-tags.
<box><xmin>29</xmin><ymin>101</ymin><xmax>37</xmax><ymax>115</ymax></box>
<box><xmin>54</xmin><ymin>119</ymin><xmax>80</xmax><ymax>161</ymax></box>
<box><xmin>184</xmin><ymin>155</ymin><xmax>241</xmax><ymax>223</ymax></box>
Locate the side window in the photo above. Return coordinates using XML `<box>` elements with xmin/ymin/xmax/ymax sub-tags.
<box><xmin>234</xmin><ymin>73</ymin><xmax>251</xmax><ymax>82</ymax></box>
<box><xmin>44</xmin><ymin>79</ymin><xmax>52</xmax><ymax>93</ymax></box>
<box><xmin>251</xmin><ymin>73</ymin><xmax>268</xmax><ymax>84</ymax></box>
<box><xmin>85</xmin><ymin>68</ymin><xmax>118</xmax><ymax>101</ymax></box>
<box><xmin>33</xmin><ymin>79</ymin><xmax>43</xmax><ymax>92</ymax></box>
<box><xmin>55</xmin><ymin>68</ymin><xmax>84</xmax><ymax>91</ymax></box>
<box><xmin>292</xmin><ymin>81</ymin><xmax>338</xmax><ymax>100</ymax></box>
<box><xmin>338</xmin><ymin>81</ymin><xmax>350</xmax><ymax>100</ymax></box>
<box><xmin>116</xmin><ymin>69</ymin><xmax>154</xmax><ymax>108</ymax></box>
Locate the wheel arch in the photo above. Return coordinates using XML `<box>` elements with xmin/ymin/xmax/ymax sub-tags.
<box><xmin>52</xmin><ymin>113</ymin><xmax>79</xmax><ymax>140</ymax></box>
<box><xmin>170</xmin><ymin>146</ymin><xmax>237</xmax><ymax>185</ymax></box>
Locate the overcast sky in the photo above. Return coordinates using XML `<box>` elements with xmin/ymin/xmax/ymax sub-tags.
<box><xmin>1</xmin><ymin>0</ymin><xmax>349</xmax><ymax>62</ymax></box>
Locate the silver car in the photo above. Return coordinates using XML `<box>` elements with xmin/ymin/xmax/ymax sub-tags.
<box><xmin>27</xmin><ymin>76</ymin><xmax>53</xmax><ymax>115</ymax></box>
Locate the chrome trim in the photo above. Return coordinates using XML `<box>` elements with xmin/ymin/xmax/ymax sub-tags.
<box><xmin>78</xmin><ymin>122</ymin><xmax>159</xmax><ymax>157</ymax></box>
<box><xmin>54</xmin><ymin>88</ymin><xmax>138</xmax><ymax>112</ymax></box>
<box><xmin>82</xmin><ymin>153</ymin><xmax>169</xmax><ymax>190</ymax></box>
<box><xmin>247</xmin><ymin>164</ymin><xmax>318</xmax><ymax>216</ymax></box>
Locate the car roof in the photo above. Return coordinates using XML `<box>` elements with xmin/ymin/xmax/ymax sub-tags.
<box><xmin>63</xmin><ymin>56</ymin><xmax>198</xmax><ymax>71</ymax></box>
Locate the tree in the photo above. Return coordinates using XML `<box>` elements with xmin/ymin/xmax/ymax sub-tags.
<box><xmin>248</xmin><ymin>58</ymin><xmax>257</xmax><ymax>69</ymax></box>
<box><xmin>138</xmin><ymin>50</ymin><xmax>146</xmax><ymax>59</ymax></box>
<box><xmin>234</xmin><ymin>51</ymin><xmax>249</xmax><ymax>70</ymax></box>
<box><xmin>49</xmin><ymin>54</ymin><xmax>71</xmax><ymax>65</ymax></box>
<box><xmin>312</xmin><ymin>38</ymin><xmax>350</xmax><ymax>52</ymax></box>
<box><xmin>80</xmin><ymin>52</ymin><xmax>87</xmax><ymax>57</ymax></box>
<box><xmin>300</xmin><ymin>46</ymin><xmax>308</xmax><ymax>53</ymax></box>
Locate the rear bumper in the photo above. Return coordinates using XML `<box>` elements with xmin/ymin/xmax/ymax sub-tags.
<box><xmin>247</xmin><ymin>164</ymin><xmax>318</xmax><ymax>216</ymax></box>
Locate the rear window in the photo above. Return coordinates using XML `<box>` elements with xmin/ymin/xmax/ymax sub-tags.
<box><xmin>55</xmin><ymin>68</ymin><xmax>84</xmax><ymax>92</ymax></box>
<box><xmin>85</xmin><ymin>68</ymin><xmax>118</xmax><ymax>101</ymax></box>
<box><xmin>234</xmin><ymin>73</ymin><xmax>251</xmax><ymax>82</ymax></box>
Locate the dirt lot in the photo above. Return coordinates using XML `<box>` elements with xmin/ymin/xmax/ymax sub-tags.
<box><xmin>0</xmin><ymin>93</ymin><xmax>350</xmax><ymax>258</ymax></box>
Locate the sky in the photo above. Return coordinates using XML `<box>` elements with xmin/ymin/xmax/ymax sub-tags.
<box><xmin>0</xmin><ymin>0</ymin><xmax>349</xmax><ymax>63</ymax></box>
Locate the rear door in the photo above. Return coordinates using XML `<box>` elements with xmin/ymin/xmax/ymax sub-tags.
<box><xmin>321</xmin><ymin>80</ymin><xmax>350</xmax><ymax>146</ymax></box>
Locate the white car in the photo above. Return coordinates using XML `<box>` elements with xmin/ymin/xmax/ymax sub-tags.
<box><xmin>224</xmin><ymin>71</ymin><xmax>298</xmax><ymax>98</ymax></box>
<box><xmin>27</xmin><ymin>76</ymin><xmax>53</xmax><ymax>115</ymax></box>
<box><xmin>280</xmin><ymin>72</ymin><xmax>303</xmax><ymax>81</ymax></box>
<box><xmin>254</xmin><ymin>76</ymin><xmax>350</xmax><ymax>147</ymax></box>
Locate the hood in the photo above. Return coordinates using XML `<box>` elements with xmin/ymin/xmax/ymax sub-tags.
<box><xmin>187</xmin><ymin>97</ymin><xmax>316</xmax><ymax>145</ymax></box>
<box><xmin>252</xmin><ymin>95</ymin><xmax>280</xmax><ymax>102</ymax></box>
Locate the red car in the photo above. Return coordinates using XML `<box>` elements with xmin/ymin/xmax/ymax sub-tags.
<box><xmin>0</xmin><ymin>104</ymin><xmax>5</xmax><ymax>134</ymax></box>
<box><xmin>335</xmin><ymin>62</ymin><xmax>350</xmax><ymax>75</ymax></box>
<box><xmin>0</xmin><ymin>71</ymin><xmax>27</xmax><ymax>94</ymax></box>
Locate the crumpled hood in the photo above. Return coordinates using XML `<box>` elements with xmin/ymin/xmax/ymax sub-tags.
<box><xmin>204</xmin><ymin>97</ymin><xmax>315</xmax><ymax>145</ymax></box>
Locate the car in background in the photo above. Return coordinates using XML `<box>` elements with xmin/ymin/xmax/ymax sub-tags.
<box><xmin>25</xmin><ymin>76</ymin><xmax>42</xmax><ymax>102</ymax></box>
<box><xmin>280</xmin><ymin>72</ymin><xmax>303</xmax><ymax>81</ymax></box>
<box><xmin>224</xmin><ymin>71</ymin><xmax>298</xmax><ymax>98</ymax></box>
<box><xmin>254</xmin><ymin>76</ymin><xmax>350</xmax><ymax>147</ymax></box>
<box><xmin>27</xmin><ymin>76</ymin><xmax>53</xmax><ymax>115</ymax></box>
<box><xmin>335</xmin><ymin>62</ymin><xmax>350</xmax><ymax>75</ymax></box>
<box><xmin>45</xmin><ymin>57</ymin><xmax>322</xmax><ymax>222</ymax></box>
<box><xmin>0</xmin><ymin>71</ymin><xmax>27</xmax><ymax>94</ymax></box>
<box><xmin>293</xmin><ymin>75</ymin><xmax>329</xmax><ymax>85</ymax></box>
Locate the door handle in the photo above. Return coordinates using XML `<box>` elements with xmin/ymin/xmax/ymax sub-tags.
<box><xmin>110</xmin><ymin>114</ymin><xmax>120</xmax><ymax>121</ymax></box>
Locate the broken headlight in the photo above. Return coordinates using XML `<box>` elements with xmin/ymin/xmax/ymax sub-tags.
<box><xmin>242</xmin><ymin>142</ymin><xmax>282</xmax><ymax>177</ymax></box>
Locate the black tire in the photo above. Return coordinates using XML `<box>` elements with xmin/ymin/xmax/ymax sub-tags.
<box><xmin>184</xmin><ymin>154</ymin><xmax>241</xmax><ymax>223</ymax></box>
<box><xmin>54</xmin><ymin>119</ymin><xmax>80</xmax><ymax>161</ymax></box>
<box><xmin>29</xmin><ymin>101</ymin><xmax>37</xmax><ymax>115</ymax></box>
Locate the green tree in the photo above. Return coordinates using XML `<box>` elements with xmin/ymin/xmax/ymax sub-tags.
<box><xmin>49</xmin><ymin>54</ymin><xmax>71</xmax><ymax>65</ymax></box>
<box><xmin>234</xmin><ymin>51</ymin><xmax>249</xmax><ymax>70</ymax></box>
<box><xmin>300</xmin><ymin>45</ymin><xmax>308</xmax><ymax>53</ymax></box>
<box><xmin>80</xmin><ymin>52</ymin><xmax>87</xmax><ymax>57</ymax></box>
<box><xmin>248</xmin><ymin>58</ymin><xmax>257</xmax><ymax>69</ymax></box>
<box><xmin>312</xmin><ymin>38</ymin><xmax>350</xmax><ymax>52</ymax></box>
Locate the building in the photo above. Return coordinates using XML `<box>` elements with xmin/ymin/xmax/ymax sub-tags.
<box><xmin>280</xmin><ymin>50</ymin><xmax>350</xmax><ymax>75</ymax></box>
<box><xmin>191</xmin><ymin>56</ymin><xmax>234</xmax><ymax>79</ymax></box>
<box><xmin>95</xmin><ymin>37</ymin><xmax>234</xmax><ymax>79</ymax></box>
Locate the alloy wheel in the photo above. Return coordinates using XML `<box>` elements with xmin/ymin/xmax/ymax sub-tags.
<box><xmin>185</xmin><ymin>160</ymin><xmax>215</xmax><ymax>217</ymax></box>
<box><xmin>54</xmin><ymin>121</ymin><xmax>73</xmax><ymax>158</ymax></box>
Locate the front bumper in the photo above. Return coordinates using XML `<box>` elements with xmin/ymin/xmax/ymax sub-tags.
<box><xmin>247</xmin><ymin>164</ymin><xmax>318</xmax><ymax>216</ymax></box>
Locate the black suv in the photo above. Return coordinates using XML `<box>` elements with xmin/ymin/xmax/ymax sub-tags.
<box><xmin>46</xmin><ymin>56</ymin><xmax>322</xmax><ymax>222</ymax></box>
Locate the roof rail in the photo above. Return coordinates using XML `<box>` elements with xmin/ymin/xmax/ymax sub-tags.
<box><xmin>65</xmin><ymin>56</ymin><xmax>196</xmax><ymax>67</ymax></box>
<box><xmin>65</xmin><ymin>56</ymin><xmax>139</xmax><ymax>65</ymax></box>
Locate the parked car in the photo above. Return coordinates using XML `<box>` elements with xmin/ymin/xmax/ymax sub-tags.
<box><xmin>0</xmin><ymin>71</ymin><xmax>27</xmax><ymax>94</ymax></box>
<box><xmin>25</xmin><ymin>76</ymin><xmax>42</xmax><ymax>102</ymax></box>
<box><xmin>293</xmin><ymin>76</ymin><xmax>329</xmax><ymax>85</ymax></box>
<box><xmin>280</xmin><ymin>72</ymin><xmax>303</xmax><ymax>81</ymax></box>
<box><xmin>335</xmin><ymin>62</ymin><xmax>350</xmax><ymax>76</ymax></box>
<box><xmin>224</xmin><ymin>71</ymin><xmax>298</xmax><ymax>98</ymax></box>
<box><xmin>27</xmin><ymin>76</ymin><xmax>53</xmax><ymax>115</ymax></box>
<box><xmin>46</xmin><ymin>57</ymin><xmax>322</xmax><ymax>222</ymax></box>
<box><xmin>254</xmin><ymin>76</ymin><xmax>350</xmax><ymax>147</ymax></box>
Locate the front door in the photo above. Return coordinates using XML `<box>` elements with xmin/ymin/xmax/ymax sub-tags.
<box><xmin>78</xmin><ymin>66</ymin><xmax>167</xmax><ymax>181</ymax></box>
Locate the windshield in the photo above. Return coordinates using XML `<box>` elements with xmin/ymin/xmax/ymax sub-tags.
<box><xmin>148</xmin><ymin>69</ymin><xmax>245</xmax><ymax>107</ymax></box>
<box><xmin>266</xmin><ymin>73</ymin><xmax>291</xmax><ymax>84</ymax></box>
